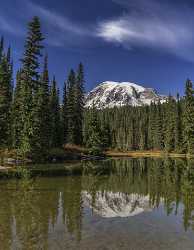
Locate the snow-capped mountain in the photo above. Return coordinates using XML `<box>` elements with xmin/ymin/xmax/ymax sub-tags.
<box><xmin>83</xmin><ymin>191</ymin><xmax>153</xmax><ymax>218</ymax></box>
<box><xmin>85</xmin><ymin>81</ymin><xmax>167</xmax><ymax>109</ymax></box>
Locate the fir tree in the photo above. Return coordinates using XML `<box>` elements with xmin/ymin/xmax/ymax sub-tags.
<box><xmin>21</xmin><ymin>16</ymin><xmax>44</xmax><ymax>92</ymax></box>
<box><xmin>183</xmin><ymin>79</ymin><xmax>194</xmax><ymax>154</ymax></box>
<box><xmin>0</xmin><ymin>55</ymin><xmax>13</xmax><ymax>148</ymax></box>
<box><xmin>12</xmin><ymin>70</ymin><xmax>23</xmax><ymax>148</ymax></box>
<box><xmin>100</xmin><ymin>122</ymin><xmax>111</xmax><ymax>149</ymax></box>
<box><xmin>87</xmin><ymin>107</ymin><xmax>103</xmax><ymax>155</ymax></box>
<box><xmin>154</xmin><ymin>102</ymin><xmax>163</xmax><ymax>150</ymax></box>
<box><xmin>74</xmin><ymin>63</ymin><xmax>85</xmax><ymax>145</ymax></box>
<box><xmin>164</xmin><ymin>96</ymin><xmax>176</xmax><ymax>152</ymax></box>
<box><xmin>62</xmin><ymin>81</ymin><xmax>67</xmax><ymax>144</ymax></box>
<box><xmin>0</xmin><ymin>36</ymin><xmax>4</xmax><ymax>62</ymax></box>
<box><xmin>16</xmin><ymin>16</ymin><xmax>44</xmax><ymax>157</ymax></box>
<box><xmin>50</xmin><ymin>77</ymin><xmax>62</xmax><ymax>148</ymax></box>
<box><xmin>31</xmin><ymin>55</ymin><xmax>51</xmax><ymax>161</ymax></box>
<box><xmin>147</xmin><ymin>102</ymin><xmax>155</xmax><ymax>149</ymax></box>
<box><xmin>175</xmin><ymin>94</ymin><xmax>183</xmax><ymax>152</ymax></box>
<box><xmin>66</xmin><ymin>69</ymin><xmax>76</xmax><ymax>144</ymax></box>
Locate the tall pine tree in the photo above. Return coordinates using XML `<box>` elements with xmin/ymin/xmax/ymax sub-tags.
<box><xmin>15</xmin><ymin>16</ymin><xmax>44</xmax><ymax>157</ymax></box>
<box><xmin>66</xmin><ymin>69</ymin><xmax>76</xmax><ymax>144</ymax></box>
<box><xmin>183</xmin><ymin>79</ymin><xmax>194</xmax><ymax>154</ymax></box>
<box><xmin>0</xmin><ymin>54</ymin><xmax>13</xmax><ymax>148</ymax></box>
<box><xmin>31</xmin><ymin>55</ymin><xmax>51</xmax><ymax>161</ymax></box>
<box><xmin>50</xmin><ymin>77</ymin><xmax>62</xmax><ymax>148</ymax></box>
<box><xmin>74</xmin><ymin>63</ymin><xmax>85</xmax><ymax>145</ymax></box>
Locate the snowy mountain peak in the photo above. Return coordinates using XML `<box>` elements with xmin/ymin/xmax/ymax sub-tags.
<box><xmin>85</xmin><ymin>81</ymin><xmax>167</xmax><ymax>109</ymax></box>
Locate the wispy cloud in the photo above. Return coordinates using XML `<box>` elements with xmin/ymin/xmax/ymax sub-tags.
<box><xmin>97</xmin><ymin>0</ymin><xmax>194</xmax><ymax>61</ymax></box>
<box><xmin>0</xmin><ymin>15</ymin><xmax>24</xmax><ymax>36</ymax></box>
<box><xmin>0</xmin><ymin>0</ymin><xmax>94</xmax><ymax>47</ymax></box>
<box><xmin>28</xmin><ymin>2</ymin><xmax>89</xmax><ymax>36</ymax></box>
<box><xmin>28</xmin><ymin>1</ymin><xmax>93</xmax><ymax>47</ymax></box>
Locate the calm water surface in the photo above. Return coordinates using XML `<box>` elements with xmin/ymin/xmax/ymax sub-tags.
<box><xmin>1</xmin><ymin>158</ymin><xmax>194</xmax><ymax>250</ymax></box>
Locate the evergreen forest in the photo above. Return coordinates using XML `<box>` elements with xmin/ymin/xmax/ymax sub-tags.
<box><xmin>1</xmin><ymin>17</ymin><xmax>194</xmax><ymax>162</ymax></box>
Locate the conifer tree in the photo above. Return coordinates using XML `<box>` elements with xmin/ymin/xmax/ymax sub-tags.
<box><xmin>100</xmin><ymin>122</ymin><xmax>111</xmax><ymax>149</ymax></box>
<box><xmin>50</xmin><ymin>77</ymin><xmax>62</xmax><ymax>148</ymax></box>
<box><xmin>12</xmin><ymin>71</ymin><xmax>23</xmax><ymax>148</ymax></box>
<box><xmin>87</xmin><ymin>107</ymin><xmax>103</xmax><ymax>155</ymax></box>
<box><xmin>147</xmin><ymin>102</ymin><xmax>155</xmax><ymax>149</ymax></box>
<box><xmin>16</xmin><ymin>16</ymin><xmax>44</xmax><ymax>157</ymax></box>
<box><xmin>31</xmin><ymin>55</ymin><xmax>51</xmax><ymax>161</ymax></box>
<box><xmin>139</xmin><ymin>108</ymin><xmax>148</xmax><ymax>150</ymax></box>
<box><xmin>21</xmin><ymin>16</ymin><xmax>44</xmax><ymax>92</ymax></box>
<box><xmin>74</xmin><ymin>63</ymin><xmax>85</xmax><ymax>145</ymax></box>
<box><xmin>164</xmin><ymin>96</ymin><xmax>176</xmax><ymax>152</ymax></box>
<box><xmin>175</xmin><ymin>94</ymin><xmax>183</xmax><ymax>152</ymax></box>
<box><xmin>128</xmin><ymin>119</ymin><xmax>135</xmax><ymax>150</ymax></box>
<box><xmin>0</xmin><ymin>55</ymin><xmax>13</xmax><ymax>148</ymax></box>
<box><xmin>62</xmin><ymin>81</ymin><xmax>67</xmax><ymax>144</ymax></box>
<box><xmin>154</xmin><ymin>102</ymin><xmax>163</xmax><ymax>150</ymax></box>
<box><xmin>66</xmin><ymin>69</ymin><xmax>76</xmax><ymax>144</ymax></box>
<box><xmin>183</xmin><ymin>79</ymin><xmax>194</xmax><ymax>154</ymax></box>
<box><xmin>0</xmin><ymin>37</ymin><xmax>4</xmax><ymax>62</ymax></box>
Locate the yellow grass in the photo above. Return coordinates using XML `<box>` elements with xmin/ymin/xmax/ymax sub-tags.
<box><xmin>105</xmin><ymin>150</ymin><xmax>188</xmax><ymax>158</ymax></box>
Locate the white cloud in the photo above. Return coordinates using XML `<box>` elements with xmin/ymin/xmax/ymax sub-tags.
<box><xmin>97</xmin><ymin>0</ymin><xmax>194</xmax><ymax>61</ymax></box>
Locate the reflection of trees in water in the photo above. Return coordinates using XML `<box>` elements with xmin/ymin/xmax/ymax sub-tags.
<box><xmin>61</xmin><ymin>177</ymin><xmax>83</xmax><ymax>242</ymax></box>
<box><xmin>83</xmin><ymin>158</ymin><xmax>194</xmax><ymax>230</ymax></box>
<box><xmin>0</xmin><ymin>179</ymin><xmax>60</xmax><ymax>250</ymax></box>
<box><xmin>0</xmin><ymin>158</ymin><xmax>194</xmax><ymax>248</ymax></box>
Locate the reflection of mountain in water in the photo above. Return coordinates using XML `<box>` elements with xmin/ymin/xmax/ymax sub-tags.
<box><xmin>83</xmin><ymin>191</ymin><xmax>152</xmax><ymax>218</ymax></box>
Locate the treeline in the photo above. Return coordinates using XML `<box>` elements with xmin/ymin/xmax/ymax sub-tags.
<box><xmin>83</xmin><ymin>80</ymin><xmax>194</xmax><ymax>155</ymax></box>
<box><xmin>0</xmin><ymin>17</ymin><xmax>85</xmax><ymax>162</ymax></box>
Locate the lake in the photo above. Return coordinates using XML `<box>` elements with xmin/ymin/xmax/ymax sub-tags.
<box><xmin>0</xmin><ymin>157</ymin><xmax>194</xmax><ymax>250</ymax></box>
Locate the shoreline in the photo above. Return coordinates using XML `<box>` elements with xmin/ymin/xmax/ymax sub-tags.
<box><xmin>0</xmin><ymin>150</ymin><xmax>191</xmax><ymax>174</ymax></box>
<box><xmin>105</xmin><ymin>150</ymin><xmax>189</xmax><ymax>158</ymax></box>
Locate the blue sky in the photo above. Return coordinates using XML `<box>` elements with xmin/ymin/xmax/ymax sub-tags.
<box><xmin>1</xmin><ymin>0</ymin><xmax>194</xmax><ymax>95</ymax></box>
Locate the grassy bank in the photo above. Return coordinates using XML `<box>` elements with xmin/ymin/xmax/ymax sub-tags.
<box><xmin>105</xmin><ymin>150</ymin><xmax>188</xmax><ymax>158</ymax></box>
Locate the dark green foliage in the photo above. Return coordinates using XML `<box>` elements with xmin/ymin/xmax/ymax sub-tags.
<box><xmin>50</xmin><ymin>77</ymin><xmax>62</xmax><ymax>148</ymax></box>
<box><xmin>74</xmin><ymin>63</ymin><xmax>85</xmax><ymax>145</ymax></box>
<box><xmin>164</xmin><ymin>96</ymin><xmax>176</xmax><ymax>152</ymax></box>
<box><xmin>66</xmin><ymin>69</ymin><xmax>77</xmax><ymax>144</ymax></box>
<box><xmin>86</xmin><ymin>107</ymin><xmax>103</xmax><ymax>155</ymax></box>
<box><xmin>62</xmin><ymin>64</ymin><xmax>85</xmax><ymax>146</ymax></box>
<box><xmin>21</xmin><ymin>16</ymin><xmax>44</xmax><ymax>91</ymax></box>
<box><xmin>12</xmin><ymin>70</ymin><xmax>23</xmax><ymax>148</ymax></box>
<box><xmin>13</xmin><ymin>16</ymin><xmax>44</xmax><ymax>158</ymax></box>
<box><xmin>62</xmin><ymin>81</ymin><xmax>67</xmax><ymax>144</ymax></box>
<box><xmin>0</xmin><ymin>55</ymin><xmax>13</xmax><ymax>148</ymax></box>
<box><xmin>31</xmin><ymin>55</ymin><xmax>51</xmax><ymax>161</ymax></box>
<box><xmin>183</xmin><ymin>79</ymin><xmax>194</xmax><ymax>154</ymax></box>
<box><xmin>175</xmin><ymin>94</ymin><xmax>183</xmax><ymax>152</ymax></box>
<box><xmin>82</xmin><ymin>86</ymin><xmax>193</xmax><ymax>155</ymax></box>
<box><xmin>0</xmin><ymin>36</ymin><xmax>4</xmax><ymax>62</ymax></box>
